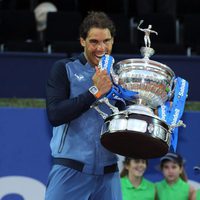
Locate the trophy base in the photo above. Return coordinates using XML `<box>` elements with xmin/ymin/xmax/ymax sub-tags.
<box><xmin>101</xmin><ymin>130</ymin><xmax>168</xmax><ymax>159</ymax></box>
<box><xmin>140</xmin><ymin>47</ymin><xmax>155</xmax><ymax>59</ymax></box>
<box><xmin>100</xmin><ymin>109</ymin><xmax>170</xmax><ymax>159</ymax></box>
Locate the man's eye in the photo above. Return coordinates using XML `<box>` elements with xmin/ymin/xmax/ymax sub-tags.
<box><xmin>90</xmin><ymin>40</ymin><xmax>98</xmax><ymax>45</ymax></box>
<box><xmin>104</xmin><ymin>39</ymin><xmax>112</xmax><ymax>45</ymax></box>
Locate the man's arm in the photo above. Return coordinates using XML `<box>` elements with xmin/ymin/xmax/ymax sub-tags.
<box><xmin>46</xmin><ymin>59</ymin><xmax>96</xmax><ymax>127</ymax></box>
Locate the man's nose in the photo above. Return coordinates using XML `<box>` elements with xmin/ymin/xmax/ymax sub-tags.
<box><xmin>96</xmin><ymin>42</ymin><xmax>106</xmax><ymax>49</ymax></box>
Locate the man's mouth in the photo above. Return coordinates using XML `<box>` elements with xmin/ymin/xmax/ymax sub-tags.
<box><xmin>96</xmin><ymin>53</ymin><xmax>106</xmax><ymax>59</ymax></box>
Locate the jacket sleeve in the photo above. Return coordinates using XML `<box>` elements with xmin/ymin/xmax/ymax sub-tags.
<box><xmin>46</xmin><ymin>59</ymin><xmax>96</xmax><ymax>126</ymax></box>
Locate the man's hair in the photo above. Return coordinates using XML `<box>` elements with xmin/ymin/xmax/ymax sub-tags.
<box><xmin>79</xmin><ymin>11</ymin><xmax>116</xmax><ymax>39</ymax></box>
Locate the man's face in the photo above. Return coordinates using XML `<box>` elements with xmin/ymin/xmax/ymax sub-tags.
<box><xmin>80</xmin><ymin>27</ymin><xmax>113</xmax><ymax>67</ymax></box>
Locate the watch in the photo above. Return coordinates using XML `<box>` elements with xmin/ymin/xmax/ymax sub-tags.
<box><xmin>89</xmin><ymin>85</ymin><xmax>101</xmax><ymax>99</ymax></box>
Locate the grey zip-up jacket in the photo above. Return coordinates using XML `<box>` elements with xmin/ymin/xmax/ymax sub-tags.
<box><xmin>46</xmin><ymin>53</ymin><xmax>118</xmax><ymax>175</ymax></box>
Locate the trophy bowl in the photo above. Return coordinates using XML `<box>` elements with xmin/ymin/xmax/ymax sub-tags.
<box><xmin>111</xmin><ymin>58</ymin><xmax>175</xmax><ymax>108</ymax></box>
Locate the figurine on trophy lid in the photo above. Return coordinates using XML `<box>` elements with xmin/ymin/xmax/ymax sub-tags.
<box><xmin>137</xmin><ymin>20</ymin><xmax>158</xmax><ymax>59</ymax></box>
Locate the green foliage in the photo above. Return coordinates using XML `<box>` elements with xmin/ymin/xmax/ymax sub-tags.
<box><xmin>0</xmin><ymin>98</ymin><xmax>200</xmax><ymax>111</ymax></box>
<box><xmin>184</xmin><ymin>101</ymin><xmax>200</xmax><ymax>111</ymax></box>
<box><xmin>0</xmin><ymin>98</ymin><xmax>45</xmax><ymax>108</ymax></box>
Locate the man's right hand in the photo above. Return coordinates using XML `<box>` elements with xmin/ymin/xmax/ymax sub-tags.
<box><xmin>92</xmin><ymin>66</ymin><xmax>112</xmax><ymax>97</ymax></box>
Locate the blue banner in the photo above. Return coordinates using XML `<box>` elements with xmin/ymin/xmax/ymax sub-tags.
<box><xmin>158</xmin><ymin>77</ymin><xmax>189</xmax><ymax>151</ymax></box>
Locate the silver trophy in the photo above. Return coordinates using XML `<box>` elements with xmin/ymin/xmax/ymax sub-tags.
<box><xmin>92</xmin><ymin>22</ymin><xmax>188</xmax><ymax>159</ymax></box>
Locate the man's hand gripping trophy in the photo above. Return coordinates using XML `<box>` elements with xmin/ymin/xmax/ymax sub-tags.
<box><xmin>90</xmin><ymin>54</ymin><xmax>137</xmax><ymax>119</ymax></box>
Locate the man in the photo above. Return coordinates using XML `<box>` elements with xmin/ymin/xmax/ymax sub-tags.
<box><xmin>45</xmin><ymin>11</ymin><xmax>122</xmax><ymax>200</ymax></box>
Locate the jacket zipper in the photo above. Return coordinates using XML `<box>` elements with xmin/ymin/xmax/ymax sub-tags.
<box><xmin>58</xmin><ymin>123</ymin><xmax>69</xmax><ymax>153</ymax></box>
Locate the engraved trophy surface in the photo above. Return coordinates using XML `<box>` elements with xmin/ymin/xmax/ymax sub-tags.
<box><xmin>92</xmin><ymin>22</ymin><xmax>188</xmax><ymax>159</ymax></box>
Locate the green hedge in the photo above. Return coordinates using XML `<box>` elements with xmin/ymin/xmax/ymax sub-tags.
<box><xmin>0</xmin><ymin>98</ymin><xmax>45</xmax><ymax>108</ymax></box>
<box><xmin>0</xmin><ymin>98</ymin><xmax>200</xmax><ymax>111</ymax></box>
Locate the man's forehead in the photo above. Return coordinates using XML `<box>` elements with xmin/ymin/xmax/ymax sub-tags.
<box><xmin>87</xmin><ymin>28</ymin><xmax>112</xmax><ymax>38</ymax></box>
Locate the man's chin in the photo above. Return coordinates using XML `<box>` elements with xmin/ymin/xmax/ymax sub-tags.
<box><xmin>94</xmin><ymin>58</ymin><xmax>101</xmax><ymax>66</ymax></box>
<box><xmin>90</xmin><ymin>60</ymin><xmax>99</xmax><ymax>67</ymax></box>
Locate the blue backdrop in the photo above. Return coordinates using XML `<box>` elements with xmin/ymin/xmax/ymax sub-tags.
<box><xmin>0</xmin><ymin>108</ymin><xmax>200</xmax><ymax>199</ymax></box>
<box><xmin>0</xmin><ymin>108</ymin><xmax>52</xmax><ymax>200</ymax></box>
<box><xmin>0</xmin><ymin>52</ymin><xmax>200</xmax><ymax>100</ymax></box>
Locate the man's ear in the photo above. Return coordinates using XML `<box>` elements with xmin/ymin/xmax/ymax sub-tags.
<box><xmin>80</xmin><ymin>37</ymin><xmax>85</xmax><ymax>47</ymax></box>
<box><xmin>111</xmin><ymin>38</ymin><xmax>114</xmax><ymax>44</ymax></box>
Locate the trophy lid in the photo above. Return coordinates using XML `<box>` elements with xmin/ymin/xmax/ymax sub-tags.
<box><xmin>137</xmin><ymin>20</ymin><xmax>158</xmax><ymax>59</ymax></box>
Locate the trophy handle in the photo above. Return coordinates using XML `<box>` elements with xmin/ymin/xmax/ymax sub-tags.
<box><xmin>100</xmin><ymin>97</ymin><xmax>119</xmax><ymax>113</ymax></box>
<box><xmin>169</xmin><ymin>120</ymin><xmax>186</xmax><ymax>131</ymax></box>
<box><xmin>93</xmin><ymin>106</ymin><xmax>108</xmax><ymax>119</ymax></box>
<box><xmin>90</xmin><ymin>97</ymin><xmax>119</xmax><ymax>119</ymax></box>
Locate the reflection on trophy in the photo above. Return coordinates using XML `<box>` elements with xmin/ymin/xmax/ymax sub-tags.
<box><xmin>91</xmin><ymin>22</ymin><xmax>189</xmax><ymax>159</ymax></box>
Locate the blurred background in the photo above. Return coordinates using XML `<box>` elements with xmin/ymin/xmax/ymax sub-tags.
<box><xmin>0</xmin><ymin>0</ymin><xmax>200</xmax><ymax>199</ymax></box>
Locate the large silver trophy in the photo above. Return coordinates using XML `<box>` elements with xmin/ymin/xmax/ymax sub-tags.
<box><xmin>92</xmin><ymin>21</ymin><xmax>188</xmax><ymax>159</ymax></box>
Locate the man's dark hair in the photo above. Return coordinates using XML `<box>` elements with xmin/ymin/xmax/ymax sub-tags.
<box><xmin>79</xmin><ymin>11</ymin><xmax>116</xmax><ymax>39</ymax></box>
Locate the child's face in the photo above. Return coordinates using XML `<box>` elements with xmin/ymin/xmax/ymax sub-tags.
<box><xmin>162</xmin><ymin>161</ymin><xmax>182</xmax><ymax>183</ymax></box>
<box><xmin>126</xmin><ymin>159</ymin><xmax>147</xmax><ymax>178</ymax></box>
